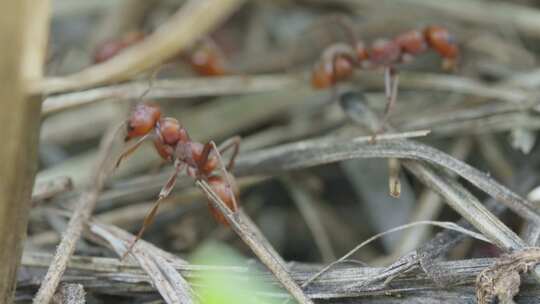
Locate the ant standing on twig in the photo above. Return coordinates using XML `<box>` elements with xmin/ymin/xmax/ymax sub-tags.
<box><xmin>311</xmin><ymin>23</ymin><xmax>459</xmax><ymax>133</ymax></box>
<box><xmin>115</xmin><ymin>102</ymin><xmax>241</xmax><ymax>258</ymax></box>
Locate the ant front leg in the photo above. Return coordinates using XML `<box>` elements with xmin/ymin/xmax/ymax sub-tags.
<box><xmin>116</xmin><ymin>132</ymin><xmax>153</xmax><ymax>168</ymax></box>
<box><xmin>121</xmin><ymin>159</ymin><xmax>185</xmax><ymax>259</ymax></box>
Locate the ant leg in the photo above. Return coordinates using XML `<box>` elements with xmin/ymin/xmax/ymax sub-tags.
<box><xmin>121</xmin><ymin>160</ymin><xmax>184</xmax><ymax>259</ymax></box>
<box><xmin>380</xmin><ymin>66</ymin><xmax>399</xmax><ymax>129</ymax></box>
<box><xmin>197</xmin><ymin>142</ymin><xmax>213</xmax><ymax>172</ymax></box>
<box><xmin>196</xmin><ymin>136</ymin><xmax>241</xmax><ymax>173</ymax></box>
<box><xmin>371</xmin><ymin>67</ymin><xmax>399</xmax><ymax>143</ymax></box>
<box><xmin>218</xmin><ymin>136</ymin><xmax>241</xmax><ymax>171</ymax></box>
<box><xmin>115</xmin><ymin>133</ymin><xmax>152</xmax><ymax>168</ymax></box>
<box><xmin>210</xmin><ymin>141</ymin><xmax>239</xmax><ymax>212</ymax></box>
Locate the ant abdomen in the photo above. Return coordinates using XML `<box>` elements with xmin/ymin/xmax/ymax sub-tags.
<box><xmin>206</xmin><ymin>175</ymin><xmax>239</xmax><ymax>225</ymax></box>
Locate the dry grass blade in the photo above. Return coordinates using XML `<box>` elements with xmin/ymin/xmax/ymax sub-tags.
<box><xmin>281</xmin><ymin>175</ymin><xmax>336</xmax><ymax>263</ymax></box>
<box><xmin>90</xmin><ymin>223</ymin><xmax>195</xmax><ymax>304</ymax></box>
<box><xmin>42</xmin><ymin>74</ymin><xmax>301</xmax><ymax>115</ymax></box>
<box><xmin>31</xmin><ymin>176</ymin><xmax>73</xmax><ymax>204</ymax></box>
<box><xmin>196</xmin><ymin>180</ymin><xmax>314</xmax><ymax>304</ymax></box>
<box><xmin>383</xmin><ymin>0</ymin><xmax>540</xmax><ymax>39</ymax></box>
<box><xmin>51</xmin><ymin>283</ymin><xmax>85</xmax><ymax>304</ymax></box>
<box><xmin>394</xmin><ymin>137</ymin><xmax>473</xmax><ymax>256</ymax></box>
<box><xmin>21</xmin><ymin>249</ymin><xmax>540</xmax><ymax>302</ymax></box>
<box><xmin>34</xmin><ymin>0</ymin><xmax>246</xmax><ymax>94</ymax></box>
<box><xmin>237</xmin><ymin>137</ymin><xmax>540</xmax><ymax>224</ymax></box>
<box><xmin>32</xmin><ymin>123</ymin><xmax>119</xmax><ymax>304</ymax></box>
<box><xmin>403</xmin><ymin>161</ymin><xmax>526</xmax><ymax>251</ymax></box>
<box><xmin>301</xmin><ymin>220</ymin><xmax>492</xmax><ymax>289</ymax></box>
<box><xmin>359</xmin><ymin>72</ymin><xmax>531</xmax><ymax>103</ymax></box>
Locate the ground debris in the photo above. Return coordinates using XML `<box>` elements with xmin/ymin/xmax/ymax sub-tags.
<box><xmin>476</xmin><ymin>247</ymin><xmax>540</xmax><ymax>304</ymax></box>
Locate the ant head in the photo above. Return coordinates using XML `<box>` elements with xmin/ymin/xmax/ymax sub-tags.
<box><xmin>424</xmin><ymin>26</ymin><xmax>459</xmax><ymax>69</ymax></box>
<box><xmin>125</xmin><ymin>103</ymin><xmax>161</xmax><ymax>141</ymax></box>
<box><xmin>369</xmin><ymin>39</ymin><xmax>401</xmax><ymax>65</ymax></box>
<box><xmin>157</xmin><ymin>117</ymin><xmax>189</xmax><ymax>145</ymax></box>
<box><xmin>394</xmin><ymin>30</ymin><xmax>427</xmax><ymax>56</ymax></box>
<box><xmin>311</xmin><ymin>61</ymin><xmax>334</xmax><ymax>89</ymax></box>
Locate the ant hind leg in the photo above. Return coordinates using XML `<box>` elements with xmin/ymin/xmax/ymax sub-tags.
<box><xmin>218</xmin><ymin>136</ymin><xmax>241</xmax><ymax>171</ymax></box>
<box><xmin>121</xmin><ymin>160</ymin><xmax>184</xmax><ymax>259</ymax></box>
<box><xmin>210</xmin><ymin>141</ymin><xmax>239</xmax><ymax>212</ymax></box>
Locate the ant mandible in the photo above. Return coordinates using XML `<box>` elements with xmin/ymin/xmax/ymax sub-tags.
<box><xmin>311</xmin><ymin>25</ymin><xmax>459</xmax><ymax>131</ymax></box>
<box><xmin>94</xmin><ymin>32</ymin><xmax>227</xmax><ymax>77</ymax></box>
<box><xmin>115</xmin><ymin>102</ymin><xmax>241</xmax><ymax>258</ymax></box>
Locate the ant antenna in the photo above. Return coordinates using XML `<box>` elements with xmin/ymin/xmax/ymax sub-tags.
<box><xmin>139</xmin><ymin>66</ymin><xmax>162</xmax><ymax>101</ymax></box>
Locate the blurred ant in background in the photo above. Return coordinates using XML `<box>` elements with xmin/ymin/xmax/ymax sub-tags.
<box><xmin>93</xmin><ymin>31</ymin><xmax>227</xmax><ymax>77</ymax></box>
<box><xmin>115</xmin><ymin>102</ymin><xmax>241</xmax><ymax>258</ymax></box>
<box><xmin>311</xmin><ymin>22</ymin><xmax>459</xmax><ymax>132</ymax></box>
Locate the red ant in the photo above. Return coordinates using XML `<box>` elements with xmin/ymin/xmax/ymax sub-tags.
<box><xmin>93</xmin><ymin>32</ymin><xmax>227</xmax><ymax>76</ymax></box>
<box><xmin>115</xmin><ymin>102</ymin><xmax>241</xmax><ymax>258</ymax></box>
<box><xmin>311</xmin><ymin>25</ymin><xmax>459</xmax><ymax>130</ymax></box>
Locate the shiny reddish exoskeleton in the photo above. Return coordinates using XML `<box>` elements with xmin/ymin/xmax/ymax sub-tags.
<box><xmin>188</xmin><ymin>40</ymin><xmax>227</xmax><ymax>76</ymax></box>
<box><xmin>116</xmin><ymin>103</ymin><xmax>240</xmax><ymax>258</ymax></box>
<box><xmin>94</xmin><ymin>32</ymin><xmax>227</xmax><ymax>76</ymax></box>
<box><xmin>93</xmin><ymin>31</ymin><xmax>146</xmax><ymax>64</ymax></box>
<box><xmin>311</xmin><ymin>26</ymin><xmax>459</xmax><ymax>89</ymax></box>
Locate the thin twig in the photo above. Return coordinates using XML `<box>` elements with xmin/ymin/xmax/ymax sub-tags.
<box><xmin>90</xmin><ymin>222</ymin><xmax>195</xmax><ymax>304</ymax></box>
<box><xmin>402</xmin><ymin>161</ymin><xmax>526</xmax><ymax>252</ymax></box>
<box><xmin>236</xmin><ymin>137</ymin><xmax>540</xmax><ymax>224</ymax></box>
<box><xmin>357</xmin><ymin>71</ymin><xmax>531</xmax><ymax>104</ymax></box>
<box><xmin>394</xmin><ymin>137</ymin><xmax>473</xmax><ymax>255</ymax></box>
<box><xmin>301</xmin><ymin>221</ymin><xmax>492</xmax><ymax>289</ymax></box>
<box><xmin>356</xmin><ymin>0</ymin><xmax>540</xmax><ymax>39</ymax></box>
<box><xmin>31</xmin><ymin>176</ymin><xmax>73</xmax><ymax>204</ymax></box>
<box><xmin>197</xmin><ymin>180</ymin><xmax>314</xmax><ymax>304</ymax></box>
<box><xmin>281</xmin><ymin>175</ymin><xmax>336</xmax><ymax>263</ymax></box>
<box><xmin>32</xmin><ymin>123</ymin><xmax>119</xmax><ymax>304</ymax></box>
<box><xmin>42</xmin><ymin>75</ymin><xmax>301</xmax><ymax>115</ymax></box>
<box><xmin>33</xmin><ymin>0</ymin><xmax>246</xmax><ymax>94</ymax></box>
